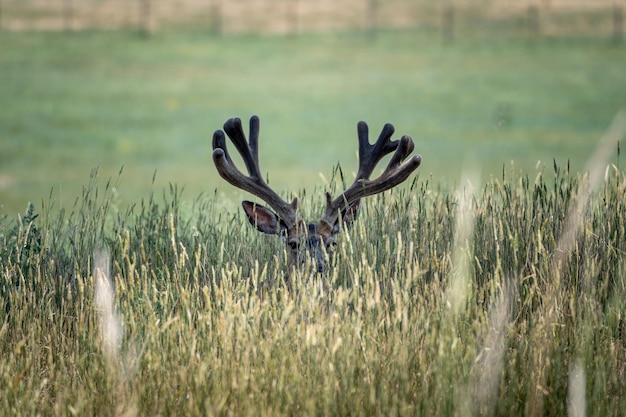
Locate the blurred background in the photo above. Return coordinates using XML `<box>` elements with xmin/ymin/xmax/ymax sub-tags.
<box><xmin>1</xmin><ymin>0</ymin><xmax>624</xmax><ymax>215</ymax></box>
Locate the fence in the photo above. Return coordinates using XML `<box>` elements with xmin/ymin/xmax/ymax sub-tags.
<box><xmin>0</xmin><ymin>0</ymin><xmax>623</xmax><ymax>42</ymax></box>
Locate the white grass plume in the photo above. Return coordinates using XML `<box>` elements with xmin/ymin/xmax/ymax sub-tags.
<box><xmin>473</xmin><ymin>287</ymin><xmax>510</xmax><ymax>415</ymax></box>
<box><xmin>93</xmin><ymin>247</ymin><xmax>139</xmax><ymax>417</ymax></box>
<box><xmin>555</xmin><ymin>109</ymin><xmax>626</xmax><ymax>267</ymax></box>
<box><xmin>568</xmin><ymin>361</ymin><xmax>587</xmax><ymax>417</ymax></box>
<box><xmin>446</xmin><ymin>166</ymin><xmax>481</xmax><ymax>316</ymax></box>
<box><xmin>93</xmin><ymin>247</ymin><xmax>122</xmax><ymax>364</ymax></box>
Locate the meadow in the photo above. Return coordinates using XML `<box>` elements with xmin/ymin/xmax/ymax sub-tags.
<box><xmin>1</xmin><ymin>22</ymin><xmax>625</xmax><ymax>416</ymax></box>
<box><xmin>1</xmin><ymin>29</ymin><xmax>625</xmax><ymax>215</ymax></box>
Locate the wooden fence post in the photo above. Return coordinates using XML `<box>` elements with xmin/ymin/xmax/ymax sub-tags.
<box><xmin>63</xmin><ymin>0</ymin><xmax>73</xmax><ymax>31</ymax></box>
<box><xmin>287</xmin><ymin>0</ymin><xmax>299</xmax><ymax>36</ymax></box>
<box><xmin>125</xmin><ymin>0</ymin><xmax>134</xmax><ymax>30</ymax></box>
<box><xmin>140</xmin><ymin>0</ymin><xmax>152</xmax><ymax>35</ymax></box>
<box><xmin>210</xmin><ymin>1</ymin><xmax>222</xmax><ymax>36</ymax></box>
<box><xmin>527</xmin><ymin>4</ymin><xmax>540</xmax><ymax>37</ymax></box>
<box><xmin>443</xmin><ymin>4</ymin><xmax>455</xmax><ymax>44</ymax></box>
<box><xmin>367</xmin><ymin>0</ymin><xmax>378</xmax><ymax>39</ymax></box>
<box><xmin>613</xmin><ymin>4</ymin><xmax>624</xmax><ymax>45</ymax></box>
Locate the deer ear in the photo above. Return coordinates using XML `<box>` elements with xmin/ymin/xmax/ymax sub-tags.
<box><xmin>242</xmin><ymin>201</ymin><xmax>286</xmax><ymax>235</ymax></box>
<box><xmin>332</xmin><ymin>199</ymin><xmax>361</xmax><ymax>235</ymax></box>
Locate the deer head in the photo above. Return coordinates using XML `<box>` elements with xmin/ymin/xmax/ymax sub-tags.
<box><xmin>212</xmin><ymin>115</ymin><xmax>421</xmax><ymax>275</ymax></box>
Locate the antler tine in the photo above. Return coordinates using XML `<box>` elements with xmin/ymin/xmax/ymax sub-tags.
<box><xmin>212</xmin><ymin>116</ymin><xmax>298</xmax><ymax>229</ymax></box>
<box><xmin>223</xmin><ymin>116</ymin><xmax>263</xmax><ymax>180</ymax></box>
<box><xmin>355</xmin><ymin>121</ymin><xmax>399</xmax><ymax>180</ymax></box>
<box><xmin>321</xmin><ymin>122</ymin><xmax>421</xmax><ymax>227</ymax></box>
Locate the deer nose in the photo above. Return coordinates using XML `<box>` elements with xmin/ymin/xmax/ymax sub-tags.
<box><xmin>315</xmin><ymin>254</ymin><xmax>327</xmax><ymax>273</ymax></box>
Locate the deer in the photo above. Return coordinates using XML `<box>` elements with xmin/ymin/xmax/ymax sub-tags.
<box><xmin>212</xmin><ymin>115</ymin><xmax>421</xmax><ymax>280</ymax></box>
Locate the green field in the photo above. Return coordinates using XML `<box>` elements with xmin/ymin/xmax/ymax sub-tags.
<box><xmin>1</xmin><ymin>29</ymin><xmax>625</xmax><ymax>215</ymax></box>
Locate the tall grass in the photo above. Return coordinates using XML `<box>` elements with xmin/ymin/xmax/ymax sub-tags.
<box><xmin>1</xmin><ymin>161</ymin><xmax>625</xmax><ymax>416</ymax></box>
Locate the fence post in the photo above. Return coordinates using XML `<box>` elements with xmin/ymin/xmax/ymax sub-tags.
<box><xmin>287</xmin><ymin>0</ymin><xmax>299</xmax><ymax>36</ymax></box>
<box><xmin>527</xmin><ymin>4</ymin><xmax>540</xmax><ymax>37</ymax></box>
<box><xmin>210</xmin><ymin>1</ymin><xmax>222</xmax><ymax>36</ymax></box>
<box><xmin>63</xmin><ymin>0</ymin><xmax>73</xmax><ymax>31</ymax></box>
<box><xmin>613</xmin><ymin>4</ymin><xmax>624</xmax><ymax>45</ymax></box>
<box><xmin>443</xmin><ymin>4</ymin><xmax>455</xmax><ymax>44</ymax></box>
<box><xmin>139</xmin><ymin>0</ymin><xmax>152</xmax><ymax>35</ymax></box>
<box><xmin>367</xmin><ymin>0</ymin><xmax>378</xmax><ymax>39</ymax></box>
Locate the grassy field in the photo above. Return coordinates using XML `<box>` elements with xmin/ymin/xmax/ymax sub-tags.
<box><xmin>1</xmin><ymin>29</ymin><xmax>625</xmax><ymax>215</ymax></box>
<box><xmin>0</xmin><ymin>161</ymin><xmax>624</xmax><ymax>416</ymax></box>
<box><xmin>1</xmin><ymin>27</ymin><xmax>625</xmax><ymax>415</ymax></box>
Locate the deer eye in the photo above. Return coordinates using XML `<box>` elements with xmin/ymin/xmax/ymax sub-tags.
<box><xmin>288</xmin><ymin>240</ymin><xmax>300</xmax><ymax>251</ymax></box>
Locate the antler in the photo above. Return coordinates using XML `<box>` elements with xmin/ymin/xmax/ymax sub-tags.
<box><xmin>320</xmin><ymin>121</ymin><xmax>421</xmax><ymax>228</ymax></box>
<box><xmin>212</xmin><ymin>115</ymin><xmax>299</xmax><ymax>229</ymax></box>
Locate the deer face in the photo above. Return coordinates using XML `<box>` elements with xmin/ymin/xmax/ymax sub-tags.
<box><xmin>242</xmin><ymin>200</ymin><xmax>360</xmax><ymax>273</ymax></box>
<box><xmin>287</xmin><ymin>223</ymin><xmax>330</xmax><ymax>273</ymax></box>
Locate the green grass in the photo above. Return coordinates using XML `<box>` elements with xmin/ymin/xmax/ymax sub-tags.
<box><xmin>1</xmin><ymin>29</ymin><xmax>625</xmax><ymax>215</ymax></box>
<box><xmin>1</xmin><ymin>164</ymin><xmax>625</xmax><ymax>416</ymax></box>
